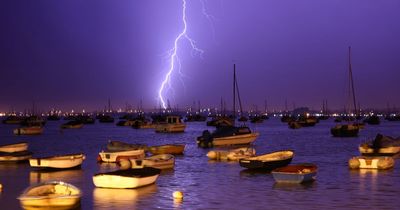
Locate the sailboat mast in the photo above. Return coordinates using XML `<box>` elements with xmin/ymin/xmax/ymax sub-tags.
<box><xmin>348</xmin><ymin>46</ymin><xmax>358</xmax><ymax>117</ymax></box>
<box><xmin>233</xmin><ymin>64</ymin><xmax>236</xmax><ymax>123</ymax></box>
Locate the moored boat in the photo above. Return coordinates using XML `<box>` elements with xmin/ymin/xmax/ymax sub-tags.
<box><xmin>197</xmin><ymin>126</ymin><xmax>259</xmax><ymax>148</ymax></box>
<box><xmin>0</xmin><ymin>150</ymin><xmax>33</xmax><ymax>162</ymax></box>
<box><xmin>106</xmin><ymin>140</ymin><xmax>147</xmax><ymax>151</ymax></box>
<box><xmin>155</xmin><ymin>115</ymin><xmax>186</xmax><ymax>133</ymax></box>
<box><xmin>29</xmin><ymin>153</ymin><xmax>86</xmax><ymax>169</ymax></box>
<box><xmin>13</xmin><ymin>126</ymin><xmax>43</xmax><ymax>135</ymax></box>
<box><xmin>359</xmin><ymin>134</ymin><xmax>400</xmax><ymax>156</ymax></box>
<box><xmin>348</xmin><ymin>156</ymin><xmax>395</xmax><ymax>170</ymax></box>
<box><xmin>18</xmin><ymin>181</ymin><xmax>81</xmax><ymax>210</ymax></box>
<box><xmin>207</xmin><ymin>147</ymin><xmax>256</xmax><ymax>161</ymax></box>
<box><xmin>93</xmin><ymin>167</ymin><xmax>161</xmax><ymax>189</ymax></box>
<box><xmin>0</xmin><ymin>142</ymin><xmax>28</xmax><ymax>153</ymax></box>
<box><xmin>272</xmin><ymin>163</ymin><xmax>318</xmax><ymax>183</ymax></box>
<box><xmin>330</xmin><ymin>124</ymin><xmax>359</xmax><ymax>137</ymax></box>
<box><xmin>98</xmin><ymin>149</ymin><xmax>145</xmax><ymax>163</ymax></box>
<box><xmin>239</xmin><ymin>150</ymin><xmax>294</xmax><ymax>170</ymax></box>
<box><xmin>119</xmin><ymin>154</ymin><xmax>175</xmax><ymax>170</ymax></box>
<box><xmin>147</xmin><ymin>144</ymin><xmax>185</xmax><ymax>155</ymax></box>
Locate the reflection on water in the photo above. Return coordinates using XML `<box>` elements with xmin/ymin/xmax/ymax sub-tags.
<box><xmin>272</xmin><ymin>181</ymin><xmax>317</xmax><ymax>191</ymax></box>
<box><xmin>1</xmin><ymin>118</ymin><xmax>400</xmax><ymax>209</ymax></box>
<box><xmin>93</xmin><ymin>184</ymin><xmax>157</xmax><ymax>209</ymax></box>
<box><xmin>29</xmin><ymin>169</ymin><xmax>84</xmax><ymax>184</ymax></box>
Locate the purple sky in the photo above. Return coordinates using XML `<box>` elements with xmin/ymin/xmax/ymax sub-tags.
<box><xmin>1</xmin><ymin>0</ymin><xmax>400</xmax><ymax>112</ymax></box>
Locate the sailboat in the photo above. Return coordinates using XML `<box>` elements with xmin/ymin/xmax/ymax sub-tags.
<box><xmin>331</xmin><ymin>46</ymin><xmax>360</xmax><ymax>137</ymax></box>
<box><xmin>197</xmin><ymin>64</ymin><xmax>259</xmax><ymax>148</ymax></box>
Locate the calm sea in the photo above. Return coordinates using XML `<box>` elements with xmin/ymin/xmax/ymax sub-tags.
<box><xmin>0</xmin><ymin>117</ymin><xmax>399</xmax><ymax>210</ymax></box>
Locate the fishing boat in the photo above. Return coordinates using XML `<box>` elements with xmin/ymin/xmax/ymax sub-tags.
<box><xmin>359</xmin><ymin>134</ymin><xmax>400</xmax><ymax>156</ymax></box>
<box><xmin>147</xmin><ymin>144</ymin><xmax>185</xmax><ymax>155</ymax></box>
<box><xmin>18</xmin><ymin>181</ymin><xmax>81</xmax><ymax>209</ymax></box>
<box><xmin>239</xmin><ymin>150</ymin><xmax>294</xmax><ymax>170</ymax></box>
<box><xmin>119</xmin><ymin>154</ymin><xmax>175</xmax><ymax>170</ymax></box>
<box><xmin>207</xmin><ymin>147</ymin><xmax>256</xmax><ymax>161</ymax></box>
<box><xmin>348</xmin><ymin>156</ymin><xmax>395</xmax><ymax>170</ymax></box>
<box><xmin>331</xmin><ymin>47</ymin><xmax>360</xmax><ymax>138</ymax></box>
<box><xmin>106</xmin><ymin>140</ymin><xmax>147</xmax><ymax>152</ymax></box>
<box><xmin>197</xmin><ymin>64</ymin><xmax>259</xmax><ymax>148</ymax></box>
<box><xmin>13</xmin><ymin>126</ymin><xmax>43</xmax><ymax>135</ymax></box>
<box><xmin>272</xmin><ymin>163</ymin><xmax>318</xmax><ymax>183</ymax></box>
<box><xmin>97</xmin><ymin>149</ymin><xmax>145</xmax><ymax>163</ymax></box>
<box><xmin>0</xmin><ymin>142</ymin><xmax>28</xmax><ymax>153</ymax></box>
<box><xmin>60</xmin><ymin>120</ymin><xmax>84</xmax><ymax>129</ymax></box>
<box><xmin>93</xmin><ymin>167</ymin><xmax>161</xmax><ymax>189</ymax></box>
<box><xmin>155</xmin><ymin>115</ymin><xmax>186</xmax><ymax>133</ymax></box>
<box><xmin>29</xmin><ymin>153</ymin><xmax>86</xmax><ymax>169</ymax></box>
<box><xmin>0</xmin><ymin>150</ymin><xmax>33</xmax><ymax>162</ymax></box>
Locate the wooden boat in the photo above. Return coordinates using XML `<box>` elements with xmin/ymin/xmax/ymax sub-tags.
<box><xmin>0</xmin><ymin>142</ymin><xmax>28</xmax><ymax>153</ymax></box>
<box><xmin>98</xmin><ymin>149</ymin><xmax>145</xmax><ymax>163</ymax></box>
<box><xmin>272</xmin><ymin>163</ymin><xmax>318</xmax><ymax>183</ymax></box>
<box><xmin>93</xmin><ymin>167</ymin><xmax>161</xmax><ymax>189</ymax></box>
<box><xmin>106</xmin><ymin>140</ymin><xmax>147</xmax><ymax>151</ymax></box>
<box><xmin>147</xmin><ymin>144</ymin><xmax>185</xmax><ymax>155</ymax></box>
<box><xmin>0</xmin><ymin>150</ymin><xmax>33</xmax><ymax>162</ymax></box>
<box><xmin>119</xmin><ymin>154</ymin><xmax>175</xmax><ymax>170</ymax></box>
<box><xmin>13</xmin><ymin>126</ymin><xmax>43</xmax><ymax>135</ymax></box>
<box><xmin>29</xmin><ymin>153</ymin><xmax>86</xmax><ymax>169</ymax></box>
<box><xmin>60</xmin><ymin>120</ymin><xmax>84</xmax><ymax>129</ymax></box>
<box><xmin>359</xmin><ymin>134</ymin><xmax>400</xmax><ymax>156</ymax></box>
<box><xmin>207</xmin><ymin>147</ymin><xmax>256</xmax><ymax>161</ymax></box>
<box><xmin>155</xmin><ymin>115</ymin><xmax>186</xmax><ymax>133</ymax></box>
<box><xmin>197</xmin><ymin>126</ymin><xmax>259</xmax><ymax>148</ymax></box>
<box><xmin>349</xmin><ymin>156</ymin><xmax>395</xmax><ymax>170</ymax></box>
<box><xmin>18</xmin><ymin>181</ymin><xmax>81</xmax><ymax>209</ymax></box>
<box><xmin>239</xmin><ymin>150</ymin><xmax>294</xmax><ymax>170</ymax></box>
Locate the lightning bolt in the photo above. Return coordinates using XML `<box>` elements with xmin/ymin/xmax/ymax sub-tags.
<box><xmin>158</xmin><ymin>0</ymin><xmax>204</xmax><ymax>109</ymax></box>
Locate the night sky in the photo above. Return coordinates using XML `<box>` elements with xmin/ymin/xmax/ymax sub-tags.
<box><xmin>1</xmin><ymin>0</ymin><xmax>399</xmax><ymax>112</ymax></box>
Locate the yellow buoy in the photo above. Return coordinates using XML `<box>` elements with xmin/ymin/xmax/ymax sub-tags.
<box><xmin>173</xmin><ymin>191</ymin><xmax>183</xmax><ymax>199</ymax></box>
<box><xmin>0</xmin><ymin>183</ymin><xmax>2</xmax><ymax>191</ymax></box>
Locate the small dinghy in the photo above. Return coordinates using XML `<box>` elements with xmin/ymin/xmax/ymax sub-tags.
<box><xmin>0</xmin><ymin>150</ymin><xmax>33</xmax><ymax>162</ymax></box>
<box><xmin>29</xmin><ymin>153</ymin><xmax>86</xmax><ymax>169</ymax></box>
<box><xmin>119</xmin><ymin>154</ymin><xmax>175</xmax><ymax>170</ymax></box>
<box><xmin>272</xmin><ymin>163</ymin><xmax>318</xmax><ymax>183</ymax></box>
<box><xmin>93</xmin><ymin>167</ymin><xmax>161</xmax><ymax>189</ymax></box>
<box><xmin>106</xmin><ymin>140</ymin><xmax>147</xmax><ymax>152</ymax></box>
<box><xmin>348</xmin><ymin>156</ymin><xmax>395</xmax><ymax>170</ymax></box>
<box><xmin>239</xmin><ymin>150</ymin><xmax>294</xmax><ymax>170</ymax></box>
<box><xmin>207</xmin><ymin>147</ymin><xmax>256</xmax><ymax>161</ymax></box>
<box><xmin>98</xmin><ymin>149</ymin><xmax>145</xmax><ymax>163</ymax></box>
<box><xmin>18</xmin><ymin>181</ymin><xmax>81</xmax><ymax>210</ymax></box>
<box><xmin>147</xmin><ymin>144</ymin><xmax>185</xmax><ymax>155</ymax></box>
<box><xmin>0</xmin><ymin>142</ymin><xmax>28</xmax><ymax>153</ymax></box>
